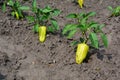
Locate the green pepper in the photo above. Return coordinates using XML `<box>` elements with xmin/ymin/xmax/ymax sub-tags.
<box><xmin>39</xmin><ymin>26</ymin><xmax>46</xmax><ymax>42</ymax></box>
<box><xmin>76</xmin><ymin>43</ymin><xmax>89</xmax><ymax>64</ymax></box>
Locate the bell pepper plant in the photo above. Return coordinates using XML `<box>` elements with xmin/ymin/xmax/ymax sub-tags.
<box><xmin>62</xmin><ymin>12</ymin><xmax>108</xmax><ymax>64</ymax></box>
<box><xmin>108</xmin><ymin>6</ymin><xmax>120</xmax><ymax>17</ymax></box>
<box><xmin>27</xmin><ymin>0</ymin><xmax>61</xmax><ymax>42</ymax></box>
<box><xmin>2</xmin><ymin>0</ymin><xmax>30</xmax><ymax>19</ymax></box>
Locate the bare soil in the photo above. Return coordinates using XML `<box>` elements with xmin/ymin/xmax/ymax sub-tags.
<box><xmin>0</xmin><ymin>0</ymin><xmax>120</xmax><ymax>80</ymax></box>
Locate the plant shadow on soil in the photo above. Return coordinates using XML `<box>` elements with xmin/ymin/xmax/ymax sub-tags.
<box><xmin>84</xmin><ymin>46</ymin><xmax>113</xmax><ymax>63</ymax></box>
<box><xmin>0</xmin><ymin>73</ymin><xmax>5</xmax><ymax>80</ymax></box>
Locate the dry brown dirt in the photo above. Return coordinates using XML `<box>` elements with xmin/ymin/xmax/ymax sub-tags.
<box><xmin>0</xmin><ymin>0</ymin><xmax>120</xmax><ymax>80</ymax></box>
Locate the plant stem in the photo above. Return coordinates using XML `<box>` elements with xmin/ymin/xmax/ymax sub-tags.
<box><xmin>84</xmin><ymin>31</ymin><xmax>89</xmax><ymax>44</ymax></box>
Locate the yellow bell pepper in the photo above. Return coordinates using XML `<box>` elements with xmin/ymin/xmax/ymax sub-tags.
<box><xmin>78</xmin><ymin>0</ymin><xmax>84</xmax><ymax>8</ymax></box>
<box><xmin>39</xmin><ymin>26</ymin><xmax>46</xmax><ymax>42</ymax></box>
<box><xmin>15</xmin><ymin>11</ymin><xmax>19</xmax><ymax>19</ymax></box>
<box><xmin>76</xmin><ymin>43</ymin><xmax>89</xmax><ymax>64</ymax></box>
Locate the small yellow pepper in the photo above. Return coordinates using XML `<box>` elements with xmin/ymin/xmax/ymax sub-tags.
<box><xmin>78</xmin><ymin>0</ymin><xmax>84</xmax><ymax>8</ymax></box>
<box><xmin>76</xmin><ymin>43</ymin><xmax>89</xmax><ymax>64</ymax></box>
<box><xmin>39</xmin><ymin>26</ymin><xmax>46</xmax><ymax>42</ymax></box>
<box><xmin>15</xmin><ymin>11</ymin><xmax>19</xmax><ymax>19</ymax></box>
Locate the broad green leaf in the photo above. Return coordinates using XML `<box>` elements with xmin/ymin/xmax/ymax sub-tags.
<box><xmin>32</xmin><ymin>0</ymin><xmax>36</xmax><ymax>8</ymax></box>
<box><xmin>86</xmin><ymin>12</ymin><xmax>96</xmax><ymax>18</ymax></box>
<box><xmin>67</xmin><ymin>29</ymin><xmax>77</xmax><ymax>38</ymax></box>
<box><xmin>82</xmin><ymin>12</ymin><xmax>96</xmax><ymax>20</ymax></box>
<box><xmin>62</xmin><ymin>24</ymin><xmax>78</xmax><ymax>35</ymax></box>
<box><xmin>78</xmin><ymin>24</ymin><xmax>87</xmax><ymax>31</ymax></box>
<box><xmin>33</xmin><ymin>24</ymin><xmax>39</xmax><ymax>32</ymax></box>
<box><xmin>42</xmin><ymin>9</ymin><xmax>52</xmax><ymax>13</ymax></box>
<box><xmin>2</xmin><ymin>3</ymin><xmax>6</xmax><ymax>12</ymax></box>
<box><xmin>94</xmin><ymin>24</ymin><xmax>105</xmax><ymax>32</ymax></box>
<box><xmin>66</xmin><ymin>13</ymin><xmax>77</xmax><ymax>18</ymax></box>
<box><xmin>47</xmin><ymin>26</ymin><xmax>55</xmax><ymax>33</ymax></box>
<box><xmin>51</xmin><ymin>19</ymin><xmax>59</xmax><ymax>30</ymax></box>
<box><xmin>26</xmin><ymin>16</ymin><xmax>35</xmax><ymax>23</ymax></box>
<box><xmin>42</xmin><ymin>6</ymin><xmax>52</xmax><ymax>13</ymax></box>
<box><xmin>70</xmin><ymin>41</ymin><xmax>79</xmax><ymax>46</ymax></box>
<box><xmin>52</xmin><ymin>9</ymin><xmax>61</xmax><ymax>16</ymax></box>
<box><xmin>89</xmin><ymin>32</ymin><xmax>99</xmax><ymax>48</ymax></box>
<box><xmin>101</xmin><ymin>33</ymin><xmax>108</xmax><ymax>47</ymax></box>
<box><xmin>80</xmin><ymin>18</ymin><xmax>86</xmax><ymax>26</ymax></box>
<box><xmin>15</xmin><ymin>0</ymin><xmax>20</xmax><ymax>7</ymax></box>
<box><xmin>88</xmin><ymin>22</ymin><xmax>99</xmax><ymax>28</ymax></box>
<box><xmin>17</xmin><ymin>9</ymin><xmax>23</xmax><ymax>18</ymax></box>
<box><xmin>19</xmin><ymin>6</ymin><xmax>30</xmax><ymax>10</ymax></box>
<box><xmin>40</xmin><ymin>14</ymin><xmax>50</xmax><ymax>21</ymax></box>
<box><xmin>32</xmin><ymin>0</ymin><xmax>37</xmax><ymax>12</ymax></box>
<box><xmin>78</xmin><ymin>12</ymin><xmax>85</xmax><ymax>18</ymax></box>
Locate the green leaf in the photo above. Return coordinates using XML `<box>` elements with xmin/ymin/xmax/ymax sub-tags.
<box><xmin>94</xmin><ymin>24</ymin><xmax>105</xmax><ymax>32</ymax></box>
<box><xmin>99</xmin><ymin>24</ymin><xmax>105</xmax><ymax>29</ymax></box>
<box><xmin>66</xmin><ymin>13</ymin><xmax>77</xmax><ymax>18</ymax></box>
<box><xmin>70</xmin><ymin>41</ymin><xmax>79</xmax><ymax>46</ymax></box>
<box><xmin>17</xmin><ymin>9</ymin><xmax>23</xmax><ymax>18</ymax></box>
<box><xmin>116</xmin><ymin>6</ymin><xmax>120</xmax><ymax>11</ymax></box>
<box><xmin>19</xmin><ymin>6</ymin><xmax>30</xmax><ymax>10</ymax></box>
<box><xmin>86</xmin><ymin>12</ymin><xmax>96</xmax><ymax>18</ymax></box>
<box><xmin>78</xmin><ymin>12</ymin><xmax>85</xmax><ymax>18</ymax></box>
<box><xmin>52</xmin><ymin>9</ymin><xmax>61</xmax><ymax>16</ymax></box>
<box><xmin>32</xmin><ymin>0</ymin><xmax>37</xmax><ymax>8</ymax></box>
<box><xmin>114</xmin><ymin>6</ymin><xmax>120</xmax><ymax>15</ymax></box>
<box><xmin>47</xmin><ymin>26</ymin><xmax>55</xmax><ymax>33</ymax></box>
<box><xmin>67</xmin><ymin>29</ymin><xmax>77</xmax><ymax>38</ymax></box>
<box><xmin>42</xmin><ymin>6</ymin><xmax>52</xmax><ymax>13</ymax></box>
<box><xmin>2</xmin><ymin>3</ymin><xmax>6</xmax><ymax>12</ymax></box>
<box><xmin>62</xmin><ymin>24</ymin><xmax>78</xmax><ymax>35</ymax></box>
<box><xmin>101</xmin><ymin>33</ymin><xmax>108</xmax><ymax>47</ymax></box>
<box><xmin>40</xmin><ymin>14</ymin><xmax>50</xmax><ymax>21</ymax></box>
<box><xmin>7</xmin><ymin>0</ymin><xmax>14</xmax><ymax>6</ymax></box>
<box><xmin>77</xmin><ymin>24</ymin><xmax>87</xmax><ymax>31</ymax></box>
<box><xmin>89</xmin><ymin>32</ymin><xmax>99</xmax><ymax>48</ymax></box>
<box><xmin>33</xmin><ymin>24</ymin><xmax>39</xmax><ymax>32</ymax></box>
<box><xmin>26</xmin><ymin>16</ymin><xmax>35</xmax><ymax>23</ymax></box>
<box><xmin>88</xmin><ymin>22</ymin><xmax>99</xmax><ymax>28</ymax></box>
<box><xmin>32</xmin><ymin>0</ymin><xmax>37</xmax><ymax>12</ymax></box>
<box><xmin>11</xmin><ymin>12</ymin><xmax>15</xmax><ymax>17</ymax></box>
<box><xmin>108</xmin><ymin>6</ymin><xmax>113</xmax><ymax>11</ymax></box>
<box><xmin>15</xmin><ymin>0</ymin><xmax>20</xmax><ymax>7</ymax></box>
<box><xmin>108</xmin><ymin>6</ymin><xmax>120</xmax><ymax>16</ymax></box>
<box><xmin>51</xmin><ymin>19</ymin><xmax>59</xmax><ymax>30</ymax></box>
<box><xmin>47</xmin><ymin>19</ymin><xmax>59</xmax><ymax>33</ymax></box>
<box><xmin>81</xmin><ymin>12</ymin><xmax>95</xmax><ymax>21</ymax></box>
<box><xmin>80</xmin><ymin>18</ymin><xmax>87</xmax><ymax>26</ymax></box>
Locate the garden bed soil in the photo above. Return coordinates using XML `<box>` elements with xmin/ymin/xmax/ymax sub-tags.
<box><xmin>0</xmin><ymin>0</ymin><xmax>120</xmax><ymax>80</ymax></box>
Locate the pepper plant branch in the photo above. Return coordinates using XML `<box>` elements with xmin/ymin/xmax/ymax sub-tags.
<box><xmin>84</xmin><ymin>31</ymin><xmax>89</xmax><ymax>43</ymax></box>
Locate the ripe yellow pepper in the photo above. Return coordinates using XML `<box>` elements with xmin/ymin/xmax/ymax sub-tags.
<box><xmin>76</xmin><ymin>43</ymin><xmax>89</xmax><ymax>64</ymax></box>
<box><xmin>78</xmin><ymin>0</ymin><xmax>83</xmax><ymax>8</ymax></box>
<box><xmin>39</xmin><ymin>26</ymin><xmax>46</xmax><ymax>42</ymax></box>
<box><xmin>15</xmin><ymin>11</ymin><xmax>19</xmax><ymax>19</ymax></box>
